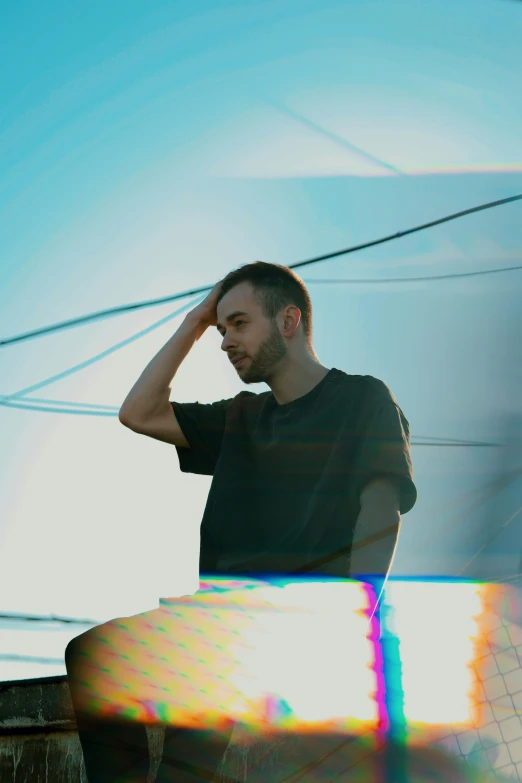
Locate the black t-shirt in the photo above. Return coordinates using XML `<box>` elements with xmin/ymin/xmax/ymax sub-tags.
<box><xmin>172</xmin><ymin>368</ymin><xmax>417</xmax><ymax>579</ymax></box>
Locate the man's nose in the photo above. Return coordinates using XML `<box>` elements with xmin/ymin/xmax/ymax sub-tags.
<box><xmin>221</xmin><ymin>332</ymin><xmax>236</xmax><ymax>351</ymax></box>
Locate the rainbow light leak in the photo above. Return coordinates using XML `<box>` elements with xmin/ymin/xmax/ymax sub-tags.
<box><xmin>70</xmin><ymin>576</ymin><xmax>522</xmax><ymax>752</ymax></box>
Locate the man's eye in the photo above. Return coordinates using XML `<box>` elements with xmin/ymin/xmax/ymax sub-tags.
<box><xmin>235</xmin><ymin>321</ymin><xmax>244</xmax><ymax>328</ymax></box>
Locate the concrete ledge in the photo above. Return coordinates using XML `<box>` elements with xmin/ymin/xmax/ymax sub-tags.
<box><xmin>0</xmin><ymin>675</ymin><xmax>75</xmax><ymax>733</ymax></box>
<box><xmin>0</xmin><ymin>675</ymin><xmax>165</xmax><ymax>782</ymax></box>
<box><xmin>0</xmin><ymin>730</ymin><xmax>86</xmax><ymax>783</ymax></box>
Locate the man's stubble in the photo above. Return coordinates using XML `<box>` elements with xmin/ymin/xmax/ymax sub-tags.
<box><xmin>240</xmin><ymin>320</ymin><xmax>287</xmax><ymax>385</ymax></box>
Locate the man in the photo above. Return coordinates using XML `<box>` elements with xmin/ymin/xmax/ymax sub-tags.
<box><xmin>65</xmin><ymin>261</ymin><xmax>417</xmax><ymax>783</ymax></box>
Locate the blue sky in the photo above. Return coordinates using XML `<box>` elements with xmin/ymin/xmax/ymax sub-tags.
<box><xmin>0</xmin><ymin>0</ymin><xmax>521</xmax><ymax>681</ymax></box>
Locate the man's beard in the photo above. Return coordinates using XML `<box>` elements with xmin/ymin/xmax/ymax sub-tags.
<box><xmin>240</xmin><ymin>321</ymin><xmax>287</xmax><ymax>385</ymax></box>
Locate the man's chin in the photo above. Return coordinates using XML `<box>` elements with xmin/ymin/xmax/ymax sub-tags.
<box><xmin>241</xmin><ymin>368</ymin><xmax>264</xmax><ymax>385</ymax></box>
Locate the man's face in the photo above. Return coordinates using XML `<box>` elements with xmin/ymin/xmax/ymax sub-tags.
<box><xmin>216</xmin><ymin>282</ymin><xmax>287</xmax><ymax>384</ymax></box>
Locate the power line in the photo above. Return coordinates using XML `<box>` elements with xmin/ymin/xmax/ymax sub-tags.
<box><xmin>0</xmin><ymin>392</ymin><xmax>503</xmax><ymax>449</ymax></box>
<box><xmin>3</xmin><ymin>262</ymin><xmax>519</xmax><ymax>409</ymax></box>
<box><xmin>422</xmin><ymin>468</ymin><xmax>522</xmax><ymax>542</ymax></box>
<box><xmin>413</xmin><ymin>441</ymin><xmax>499</xmax><ymax>447</ymax></box>
<box><xmin>1</xmin><ymin>396</ymin><xmax>119</xmax><ymax>411</ymax></box>
<box><xmin>3</xmin><ymin>296</ymin><xmax>201</xmax><ymax>402</ymax></box>
<box><xmin>0</xmin><ymin>277</ymin><xmax>505</xmax><ymax>446</ymax></box>
<box><xmin>0</xmin><ymin>611</ymin><xmax>99</xmax><ymax>624</ymax></box>
<box><xmin>0</xmin><ymin>399</ymin><xmax>118</xmax><ymax>416</ymax></box>
<box><xmin>263</xmin><ymin>95</ymin><xmax>403</xmax><ymax>176</ymax></box>
<box><xmin>487</xmin><ymin>572</ymin><xmax>522</xmax><ymax>586</ymax></box>
<box><xmin>2</xmin><ymin>193</ymin><xmax>521</xmax><ymax>348</ymax></box>
<box><xmin>413</xmin><ymin>435</ymin><xmax>501</xmax><ymax>445</ymax></box>
<box><xmin>1</xmin><ymin>200</ymin><xmax>520</xmax><ymax>414</ymax></box>
<box><xmin>307</xmin><ymin>263</ymin><xmax>522</xmax><ymax>285</ymax></box>
<box><xmin>0</xmin><ymin>654</ymin><xmax>64</xmax><ymax>664</ymax></box>
<box><xmin>290</xmin><ymin>193</ymin><xmax>522</xmax><ymax>271</ymax></box>
<box><xmin>457</xmin><ymin>502</ymin><xmax>522</xmax><ymax>576</ymax></box>
<box><xmin>0</xmin><ymin>395</ymin><xmax>503</xmax><ymax>447</ymax></box>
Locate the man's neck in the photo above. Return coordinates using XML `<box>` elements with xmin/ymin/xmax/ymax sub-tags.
<box><xmin>270</xmin><ymin>363</ymin><xmax>331</xmax><ymax>406</ymax></box>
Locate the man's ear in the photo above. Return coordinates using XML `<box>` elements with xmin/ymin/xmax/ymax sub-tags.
<box><xmin>283</xmin><ymin>306</ymin><xmax>301</xmax><ymax>336</ymax></box>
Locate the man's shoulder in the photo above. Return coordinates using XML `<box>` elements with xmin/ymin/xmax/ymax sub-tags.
<box><xmin>359</xmin><ymin>375</ymin><xmax>398</xmax><ymax>405</ymax></box>
<box><xmin>227</xmin><ymin>389</ymin><xmax>271</xmax><ymax>410</ymax></box>
<box><xmin>177</xmin><ymin>389</ymin><xmax>266</xmax><ymax>412</ymax></box>
<box><xmin>330</xmin><ymin>370</ymin><xmax>398</xmax><ymax>406</ymax></box>
<box><xmin>238</xmin><ymin>389</ymin><xmax>273</xmax><ymax>405</ymax></box>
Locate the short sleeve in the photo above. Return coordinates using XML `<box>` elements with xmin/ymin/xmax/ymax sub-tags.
<box><xmin>171</xmin><ymin>398</ymin><xmax>235</xmax><ymax>476</ymax></box>
<box><xmin>352</xmin><ymin>400</ymin><xmax>417</xmax><ymax>515</ymax></box>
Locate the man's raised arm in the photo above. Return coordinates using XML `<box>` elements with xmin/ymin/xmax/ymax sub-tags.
<box><xmin>118</xmin><ymin>280</ymin><xmax>223</xmax><ymax>446</ymax></box>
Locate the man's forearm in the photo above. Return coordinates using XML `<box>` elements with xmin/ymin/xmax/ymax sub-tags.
<box><xmin>348</xmin><ymin>479</ymin><xmax>401</xmax><ymax>580</ymax></box>
<box><xmin>119</xmin><ymin>280</ymin><xmax>224</xmax><ymax>424</ymax></box>
<box><xmin>348</xmin><ymin>507</ymin><xmax>400</xmax><ymax>579</ymax></box>
<box><xmin>119</xmin><ymin>314</ymin><xmax>207</xmax><ymax>423</ymax></box>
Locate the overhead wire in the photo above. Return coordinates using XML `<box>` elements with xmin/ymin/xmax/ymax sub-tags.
<box><xmin>0</xmin><ymin>654</ymin><xmax>65</xmax><ymax>664</ymax></box>
<box><xmin>0</xmin><ymin>397</ymin><xmax>119</xmax><ymax>411</ymax></box>
<box><xmin>0</xmin><ymin>295</ymin><xmax>203</xmax><ymax>417</ymax></box>
<box><xmin>0</xmin><ymin>399</ymin><xmax>118</xmax><ymax>416</ymax></box>
<box><xmin>456</xmin><ymin>502</ymin><xmax>522</xmax><ymax>576</ymax></box>
<box><xmin>419</xmin><ymin>468</ymin><xmax>522</xmax><ymax>542</ymax></box>
<box><xmin>262</xmin><ymin>95</ymin><xmax>403</xmax><ymax>176</ymax></box>
<box><xmin>1</xmin><ymin>194</ymin><xmax>519</xmax><ymax>423</ymax></box>
<box><xmin>2</xmin><ymin>296</ymin><xmax>202</xmax><ymax>402</ymax></box>
<box><xmin>0</xmin><ymin>611</ymin><xmax>99</xmax><ymax>624</ymax></box>
<box><xmin>0</xmin><ymin>195</ymin><xmax>520</xmax><ymax>423</ymax></box>
<box><xmin>0</xmin><ymin>392</ymin><xmax>505</xmax><ymax>447</ymax></box>
<box><xmin>1</xmin><ymin>192</ymin><xmax>521</xmax><ymax>348</ymax></box>
<box><xmin>307</xmin><ymin>263</ymin><xmax>522</xmax><ymax>285</ymax></box>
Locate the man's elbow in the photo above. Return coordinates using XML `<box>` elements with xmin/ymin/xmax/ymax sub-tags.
<box><xmin>118</xmin><ymin>408</ymin><xmax>139</xmax><ymax>430</ymax></box>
